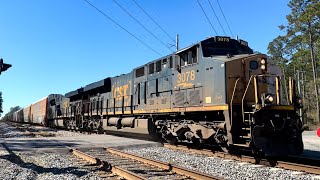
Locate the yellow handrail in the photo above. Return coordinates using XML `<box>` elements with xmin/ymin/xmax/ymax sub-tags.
<box><xmin>230</xmin><ymin>77</ymin><xmax>240</xmax><ymax>126</ymax></box>
<box><xmin>241</xmin><ymin>74</ymin><xmax>281</xmax><ymax>123</ymax></box>
<box><xmin>241</xmin><ymin>75</ymin><xmax>255</xmax><ymax>123</ymax></box>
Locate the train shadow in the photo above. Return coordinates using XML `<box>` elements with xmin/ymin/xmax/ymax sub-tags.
<box><xmin>0</xmin><ymin>138</ymin><xmax>80</xmax><ymax>151</ymax></box>
<box><xmin>0</xmin><ymin>142</ymin><xmax>89</xmax><ymax>177</ymax></box>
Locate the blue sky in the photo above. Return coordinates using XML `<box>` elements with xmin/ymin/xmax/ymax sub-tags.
<box><xmin>0</xmin><ymin>0</ymin><xmax>289</xmax><ymax>115</ymax></box>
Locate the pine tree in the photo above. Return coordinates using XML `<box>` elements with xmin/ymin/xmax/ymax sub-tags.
<box><xmin>268</xmin><ymin>0</ymin><xmax>320</xmax><ymax>123</ymax></box>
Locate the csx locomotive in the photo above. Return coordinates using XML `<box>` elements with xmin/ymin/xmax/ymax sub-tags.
<box><xmin>13</xmin><ymin>36</ymin><xmax>304</xmax><ymax>156</ymax></box>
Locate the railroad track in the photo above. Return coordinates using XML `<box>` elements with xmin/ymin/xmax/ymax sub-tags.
<box><xmin>70</xmin><ymin>147</ymin><xmax>219</xmax><ymax>180</ymax></box>
<box><xmin>6</xmin><ymin>121</ymin><xmax>320</xmax><ymax>176</ymax></box>
<box><xmin>164</xmin><ymin>143</ymin><xmax>320</xmax><ymax>175</ymax></box>
<box><xmin>4</xmin><ymin>122</ymin><xmax>219</xmax><ymax>179</ymax></box>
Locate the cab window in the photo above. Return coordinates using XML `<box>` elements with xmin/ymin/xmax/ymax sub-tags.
<box><xmin>250</xmin><ymin>61</ymin><xmax>258</xmax><ymax>70</ymax></box>
<box><xmin>179</xmin><ymin>46</ymin><xmax>197</xmax><ymax>67</ymax></box>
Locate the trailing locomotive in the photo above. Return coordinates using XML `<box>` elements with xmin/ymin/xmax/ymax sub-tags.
<box><xmin>13</xmin><ymin>36</ymin><xmax>304</xmax><ymax>156</ymax></box>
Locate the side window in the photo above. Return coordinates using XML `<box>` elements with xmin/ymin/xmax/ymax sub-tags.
<box><xmin>156</xmin><ymin>60</ymin><xmax>161</xmax><ymax>72</ymax></box>
<box><xmin>162</xmin><ymin>58</ymin><xmax>167</xmax><ymax>64</ymax></box>
<box><xmin>135</xmin><ymin>67</ymin><xmax>145</xmax><ymax>78</ymax></box>
<box><xmin>169</xmin><ymin>56</ymin><xmax>173</xmax><ymax>68</ymax></box>
<box><xmin>175</xmin><ymin>55</ymin><xmax>180</xmax><ymax>69</ymax></box>
<box><xmin>148</xmin><ymin>63</ymin><xmax>154</xmax><ymax>74</ymax></box>
<box><xmin>187</xmin><ymin>51</ymin><xmax>193</xmax><ymax>64</ymax></box>
<box><xmin>179</xmin><ymin>47</ymin><xmax>198</xmax><ymax>67</ymax></box>
<box><xmin>180</xmin><ymin>52</ymin><xmax>188</xmax><ymax>67</ymax></box>
<box><xmin>192</xmin><ymin>47</ymin><xmax>198</xmax><ymax>63</ymax></box>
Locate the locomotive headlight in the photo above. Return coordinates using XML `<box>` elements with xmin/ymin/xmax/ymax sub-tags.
<box><xmin>261</xmin><ymin>59</ymin><xmax>266</xmax><ymax>65</ymax></box>
<box><xmin>265</xmin><ymin>95</ymin><xmax>273</xmax><ymax>103</ymax></box>
<box><xmin>261</xmin><ymin>64</ymin><xmax>266</xmax><ymax>70</ymax></box>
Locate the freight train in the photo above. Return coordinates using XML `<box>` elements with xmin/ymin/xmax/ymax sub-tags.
<box><xmin>12</xmin><ymin>36</ymin><xmax>304</xmax><ymax>156</ymax></box>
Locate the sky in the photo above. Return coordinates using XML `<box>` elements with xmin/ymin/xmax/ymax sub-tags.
<box><xmin>0</xmin><ymin>0</ymin><xmax>290</xmax><ymax>115</ymax></box>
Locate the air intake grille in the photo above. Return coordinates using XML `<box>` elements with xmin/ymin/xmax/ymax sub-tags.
<box><xmin>175</xmin><ymin>91</ymin><xmax>185</xmax><ymax>107</ymax></box>
<box><xmin>188</xmin><ymin>89</ymin><xmax>200</xmax><ymax>106</ymax></box>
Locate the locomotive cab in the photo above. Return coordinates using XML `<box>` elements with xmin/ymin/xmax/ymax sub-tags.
<box><xmin>224</xmin><ymin>51</ymin><xmax>304</xmax><ymax>156</ymax></box>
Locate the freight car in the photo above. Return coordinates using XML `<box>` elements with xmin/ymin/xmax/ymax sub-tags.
<box><xmin>13</xmin><ymin>94</ymin><xmax>64</xmax><ymax>126</ymax></box>
<box><xmin>13</xmin><ymin>36</ymin><xmax>304</xmax><ymax>156</ymax></box>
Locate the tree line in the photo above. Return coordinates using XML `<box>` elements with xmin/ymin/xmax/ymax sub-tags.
<box><xmin>268</xmin><ymin>0</ymin><xmax>320</xmax><ymax>127</ymax></box>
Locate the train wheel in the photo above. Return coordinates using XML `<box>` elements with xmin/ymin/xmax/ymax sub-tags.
<box><xmin>220</xmin><ymin>146</ymin><xmax>229</xmax><ymax>153</ymax></box>
<box><xmin>161</xmin><ymin>133</ymin><xmax>178</xmax><ymax>144</ymax></box>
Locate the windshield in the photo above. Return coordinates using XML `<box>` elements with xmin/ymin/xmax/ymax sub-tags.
<box><xmin>201</xmin><ymin>37</ymin><xmax>253</xmax><ymax>57</ymax></box>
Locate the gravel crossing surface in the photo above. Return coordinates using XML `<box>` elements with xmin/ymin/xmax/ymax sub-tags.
<box><xmin>124</xmin><ymin>146</ymin><xmax>320</xmax><ymax>180</ymax></box>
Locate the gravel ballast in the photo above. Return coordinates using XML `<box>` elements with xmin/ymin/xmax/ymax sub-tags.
<box><xmin>124</xmin><ymin>147</ymin><xmax>320</xmax><ymax>180</ymax></box>
<box><xmin>0</xmin><ymin>150</ymin><xmax>101</xmax><ymax>180</ymax></box>
<box><xmin>0</xmin><ymin>121</ymin><xmax>102</xmax><ymax>179</ymax></box>
<box><xmin>1</xmin><ymin>121</ymin><xmax>85</xmax><ymax>138</ymax></box>
<box><xmin>0</xmin><ymin>122</ymin><xmax>29</xmax><ymax>138</ymax></box>
<box><xmin>26</xmin><ymin>125</ymin><xmax>85</xmax><ymax>137</ymax></box>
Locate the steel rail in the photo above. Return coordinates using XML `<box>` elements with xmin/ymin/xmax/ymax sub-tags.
<box><xmin>106</xmin><ymin>147</ymin><xmax>219</xmax><ymax>180</ymax></box>
<box><xmin>163</xmin><ymin>144</ymin><xmax>320</xmax><ymax>175</ymax></box>
<box><xmin>276</xmin><ymin>161</ymin><xmax>320</xmax><ymax>175</ymax></box>
<box><xmin>70</xmin><ymin>149</ymin><xmax>147</xmax><ymax>180</ymax></box>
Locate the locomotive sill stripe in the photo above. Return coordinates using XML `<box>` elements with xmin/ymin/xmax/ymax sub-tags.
<box><xmin>184</xmin><ymin>105</ymin><xmax>228</xmax><ymax>111</ymax></box>
<box><xmin>263</xmin><ymin>106</ymin><xmax>294</xmax><ymax>110</ymax></box>
<box><xmin>115</xmin><ymin>111</ymin><xmax>132</xmax><ymax>115</ymax></box>
<box><xmin>131</xmin><ymin>105</ymin><xmax>228</xmax><ymax>114</ymax></box>
<box><xmin>98</xmin><ymin>105</ymin><xmax>229</xmax><ymax>115</ymax></box>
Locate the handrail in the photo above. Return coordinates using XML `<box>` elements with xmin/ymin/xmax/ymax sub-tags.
<box><xmin>241</xmin><ymin>74</ymin><xmax>282</xmax><ymax>122</ymax></box>
<box><xmin>241</xmin><ymin>75</ymin><xmax>255</xmax><ymax>123</ymax></box>
<box><xmin>230</xmin><ymin>77</ymin><xmax>240</xmax><ymax>126</ymax></box>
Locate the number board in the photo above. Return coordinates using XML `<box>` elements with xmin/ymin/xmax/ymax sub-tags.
<box><xmin>239</xmin><ymin>40</ymin><xmax>248</xmax><ymax>47</ymax></box>
<box><xmin>216</xmin><ymin>36</ymin><xmax>230</xmax><ymax>42</ymax></box>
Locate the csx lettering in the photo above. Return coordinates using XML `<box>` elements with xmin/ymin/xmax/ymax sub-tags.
<box><xmin>113</xmin><ymin>84</ymin><xmax>129</xmax><ymax>98</ymax></box>
<box><xmin>63</xmin><ymin>101</ymin><xmax>68</xmax><ymax>108</ymax></box>
<box><xmin>177</xmin><ymin>70</ymin><xmax>196</xmax><ymax>83</ymax></box>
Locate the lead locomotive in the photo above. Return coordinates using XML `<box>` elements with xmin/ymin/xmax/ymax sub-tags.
<box><xmin>13</xmin><ymin>36</ymin><xmax>304</xmax><ymax>156</ymax></box>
